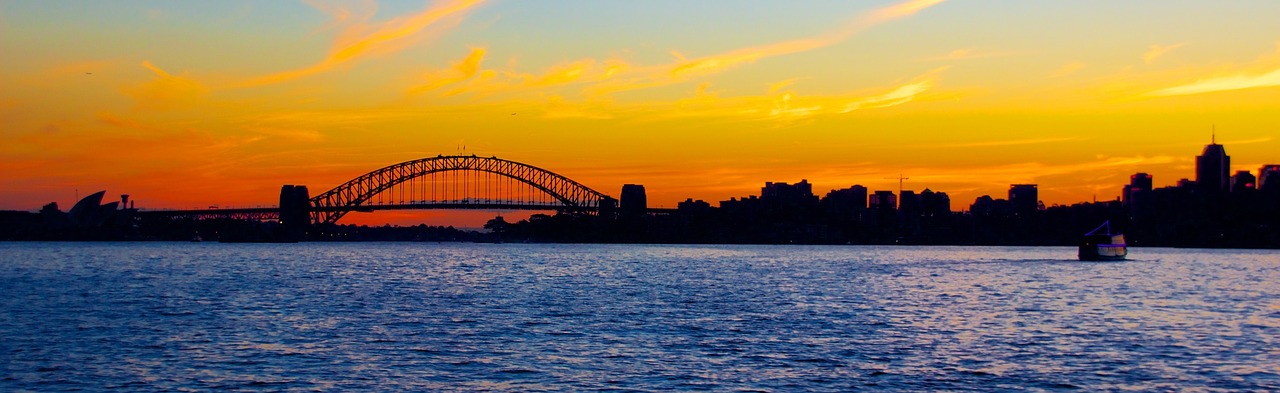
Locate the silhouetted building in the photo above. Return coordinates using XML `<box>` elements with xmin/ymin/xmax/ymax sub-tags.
<box><xmin>822</xmin><ymin>185</ymin><xmax>867</xmax><ymax>222</ymax></box>
<box><xmin>620</xmin><ymin>184</ymin><xmax>647</xmax><ymax>216</ymax></box>
<box><xmin>279</xmin><ymin>185</ymin><xmax>311</xmax><ymax>237</ymax></box>
<box><xmin>677</xmin><ymin>198</ymin><xmax>711</xmax><ymax>213</ymax></box>
<box><xmin>970</xmin><ymin>195</ymin><xmax>1011</xmax><ymax>216</ymax></box>
<box><xmin>1196</xmin><ymin>140</ymin><xmax>1230</xmax><ymax>195</ymax></box>
<box><xmin>1259</xmin><ymin>165</ymin><xmax>1280</xmax><ymax>192</ymax></box>
<box><xmin>68</xmin><ymin>190</ymin><xmax>120</xmax><ymax>227</ymax></box>
<box><xmin>1231</xmin><ymin>171</ymin><xmax>1256</xmax><ymax>193</ymax></box>
<box><xmin>761</xmin><ymin>180</ymin><xmax>816</xmax><ymax>204</ymax></box>
<box><xmin>598</xmin><ymin>197</ymin><xmax>618</xmax><ymax>217</ymax></box>
<box><xmin>1123</xmin><ymin>172</ymin><xmax>1154</xmax><ymax>216</ymax></box>
<box><xmin>919</xmin><ymin>189</ymin><xmax>951</xmax><ymax>218</ymax></box>
<box><xmin>869</xmin><ymin>191</ymin><xmax>896</xmax><ymax>211</ymax></box>
<box><xmin>1009</xmin><ymin>184</ymin><xmax>1038</xmax><ymax>216</ymax></box>
<box><xmin>758</xmin><ymin>180</ymin><xmax>819</xmax><ymax>220</ymax></box>
<box><xmin>1123</xmin><ymin>173</ymin><xmax>1152</xmax><ymax>205</ymax></box>
<box><xmin>899</xmin><ymin>190</ymin><xmax>920</xmax><ymax>215</ymax></box>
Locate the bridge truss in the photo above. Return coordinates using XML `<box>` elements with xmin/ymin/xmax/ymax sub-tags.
<box><xmin>309</xmin><ymin>155</ymin><xmax>612</xmax><ymax>224</ymax></box>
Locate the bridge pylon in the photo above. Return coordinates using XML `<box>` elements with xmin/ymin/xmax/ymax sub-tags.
<box><xmin>279</xmin><ymin>185</ymin><xmax>311</xmax><ymax>231</ymax></box>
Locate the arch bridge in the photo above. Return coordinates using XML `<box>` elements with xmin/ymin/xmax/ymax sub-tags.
<box><xmin>299</xmin><ymin>155</ymin><xmax>615</xmax><ymax>224</ymax></box>
<box><xmin>139</xmin><ymin>155</ymin><xmax>622</xmax><ymax>225</ymax></box>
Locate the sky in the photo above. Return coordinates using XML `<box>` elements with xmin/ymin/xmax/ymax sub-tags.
<box><xmin>3</xmin><ymin>0</ymin><xmax>1280</xmax><ymax>226</ymax></box>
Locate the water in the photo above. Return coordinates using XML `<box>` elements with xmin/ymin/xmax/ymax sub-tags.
<box><xmin>1</xmin><ymin>243</ymin><xmax>1278</xmax><ymax>392</ymax></box>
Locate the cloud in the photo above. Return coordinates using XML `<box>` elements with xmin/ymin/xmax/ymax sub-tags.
<box><xmin>1143</xmin><ymin>43</ymin><xmax>1186</xmax><ymax>64</ymax></box>
<box><xmin>1144</xmin><ymin>43</ymin><xmax>1280</xmax><ymax>97</ymax></box>
<box><xmin>414</xmin><ymin>55</ymin><xmax>631</xmax><ymax>97</ymax></box>
<box><xmin>840</xmin><ymin>68</ymin><xmax>945</xmax><ymax>112</ymax></box>
<box><xmin>1220</xmin><ymin>136</ymin><xmax>1272</xmax><ymax>145</ymax></box>
<box><xmin>658</xmin><ymin>0</ymin><xmax>947</xmax><ymax>83</ymax></box>
<box><xmin>645</xmin><ymin>67</ymin><xmax>947</xmax><ymax>122</ymax></box>
<box><xmin>238</xmin><ymin>0</ymin><xmax>485</xmax><ymax>87</ymax></box>
<box><xmin>123</xmin><ymin>61</ymin><xmax>209</xmax><ymax>110</ymax></box>
<box><xmin>1146</xmin><ymin>66</ymin><xmax>1280</xmax><ymax>97</ymax></box>
<box><xmin>450</xmin><ymin>0</ymin><xmax>947</xmax><ymax>99</ymax></box>
<box><xmin>409</xmin><ymin>47</ymin><xmax>487</xmax><ymax>94</ymax></box>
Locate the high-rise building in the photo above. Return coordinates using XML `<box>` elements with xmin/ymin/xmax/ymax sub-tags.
<box><xmin>1009</xmin><ymin>184</ymin><xmax>1038</xmax><ymax>215</ymax></box>
<box><xmin>1196</xmin><ymin>139</ymin><xmax>1230</xmax><ymax>194</ymax></box>
<box><xmin>620</xmin><ymin>184</ymin><xmax>647</xmax><ymax>216</ymax></box>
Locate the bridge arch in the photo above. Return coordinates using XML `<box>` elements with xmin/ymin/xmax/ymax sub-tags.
<box><xmin>309</xmin><ymin>155</ymin><xmax>612</xmax><ymax>224</ymax></box>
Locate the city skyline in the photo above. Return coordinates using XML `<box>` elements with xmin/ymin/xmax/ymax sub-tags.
<box><xmin>3</xmin><ymin>0</ymin><xmax>1280</xmax><ymax>226</ymax></box>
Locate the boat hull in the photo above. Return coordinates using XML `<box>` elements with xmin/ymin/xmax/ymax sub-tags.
<box><xmin>1078</xmin><ymin>244</ymin><xmax>1126</xmax><ymax>261</ymax></box>
<box><xmin>1079</xmin><ymin>222</ymin><xmax>1126</xmax><ymax>261</ymax></box>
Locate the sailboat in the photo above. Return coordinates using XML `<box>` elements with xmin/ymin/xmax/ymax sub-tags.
<box><xmin>1078</xmin><ymin>221</ymin><xmax>1127</xmax><ymax>261</ymax></box>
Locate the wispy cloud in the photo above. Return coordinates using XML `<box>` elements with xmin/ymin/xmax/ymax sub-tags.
<box><xmin>1143</xmin><ymin>43</ymin><xmax>1186</xmax><ymax>64</ymax></box>
<box><xmin>633</xmin><ymin>67</ymin><xmax>947</xmax><ymax>122</ymax></box>
<box><xmin>667</xmin><ymin>0</ymin><xmax>944</xmax><ymax>79</ymax></box>
<box><xmin>1220</xmin><ymin>136</ymin><xmax>1273</xmax><ymax>145</ymax></box>
<box><xmin>410</xmin><ymin>0</ymin><xmax>945</xmax><ymax>101</ymax></box>
<box><xmin>409</xmin><ymin>47</ymin><xmax>487</xmax><ymax>94</ymax></box>
<box><xmin>1145</xmin><ymin>43</ymin><xmax>1280</xmax><ymax>97</ymax></box>
<box><xmin>237</xmin><ymin>0</ymin><xmax>485</xmax><ymax>87</ymax></box>
<box><xmin>840</xmin><ymin>67</ymin><xmax>945</xmax><ymax>113</ymax></box>
<box><xmin>1146</xmin><ymin>66</ymin><xmax>1280</xmax><ymax>97</ymax></box>
<box><xmin>123</xmin><ymin>61</ymin><xmax>209</xmax><ymax>110</ymax></box>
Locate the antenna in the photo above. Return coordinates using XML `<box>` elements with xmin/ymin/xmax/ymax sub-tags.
<box><xmin>1212</xmin><ymin>124</ymin><xmax>1216</xmax><ymax>144</ymax></box>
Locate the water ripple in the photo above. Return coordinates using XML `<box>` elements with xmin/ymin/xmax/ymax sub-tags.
<box><xmin>1</xmin><ymin>243</ymin><xmax>1278</xmax><ymax>391</ymax></box>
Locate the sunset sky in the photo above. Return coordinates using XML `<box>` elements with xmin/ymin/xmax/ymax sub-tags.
<box><xmin>3</xmin><ymin>0</ymin><xmax>1280</xmax><ymax>226</ymax></box>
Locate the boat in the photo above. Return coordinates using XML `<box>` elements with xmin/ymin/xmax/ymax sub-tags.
<box><xmin>1078</xmin><ymin>221</ymin><xmax>1126</xmax><ymax>261</ymax></box>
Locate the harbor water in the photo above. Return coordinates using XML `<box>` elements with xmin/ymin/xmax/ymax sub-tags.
<box><xmin>2</xmin><ymin>243</ymin><xmax>1278</xmax><ymax>391</ymax></box>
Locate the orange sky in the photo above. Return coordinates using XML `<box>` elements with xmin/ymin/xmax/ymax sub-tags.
<box><xmin>2</xmin><ymin>0</ymin><xmax>1279</xmax><ymax>227</ymax></box>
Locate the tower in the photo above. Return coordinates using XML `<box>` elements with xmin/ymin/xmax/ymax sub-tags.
<box><xmin>1196</xmin><ymin>137</ymin><xmax>1230</xmax><ymax>195</ymax></box>
<box><xmin>620</xmin><ymin>184</ymin><xmax>647</xmax><ymax>216</ymax></box>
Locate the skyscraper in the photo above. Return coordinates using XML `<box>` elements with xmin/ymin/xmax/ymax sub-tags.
<box><xmin>1196</xmin><ymin>139</ymin><xmax>1230</xmax><ymax>195</ymax></box>
<box><xmin>620</xmin><ymin>184</ymin><xmax>647</xmax><ymax>216</ymax></box>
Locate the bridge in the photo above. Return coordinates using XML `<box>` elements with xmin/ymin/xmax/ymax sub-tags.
<box><xmin>138</xmin><ymin>155</ymin><xmax>623</xmax><ymax>225</ymax></box>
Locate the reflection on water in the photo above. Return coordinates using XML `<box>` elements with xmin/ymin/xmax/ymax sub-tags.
<box><xmin>1</xmin><ymin>243</ymin><xmax>1278</xmax><ymax>391</ymax></box>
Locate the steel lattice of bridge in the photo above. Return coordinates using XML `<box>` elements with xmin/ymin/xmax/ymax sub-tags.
<box><xmin>307</xmin><ymin>155</ymin><xmax>614</xmax><ymax>224</ymax></box>
<box><xmin>138</xmin><ymin>155</ymin><xmax>618</xmax><ymax>225</ymax></box>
